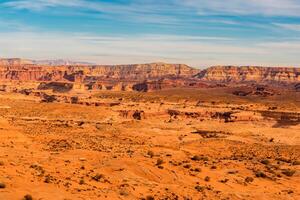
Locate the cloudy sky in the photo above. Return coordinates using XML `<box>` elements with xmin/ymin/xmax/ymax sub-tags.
<box><xmin>0</xmin><ymin>0</ymin><xmax>300</xmax><ymax>67</ymax></box>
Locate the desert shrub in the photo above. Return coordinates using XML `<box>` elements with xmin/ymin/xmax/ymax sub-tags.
<box><xmin>92</xmin><ymin>174</ymin><xmax>104</xmax><ymax>182</ymax></box>
<box><xmin>282</xmin><ymin>169</ymin><xmax>296</xmax><ymax>177</ymax></box>
<box><xmin>195</xmin><ymin>185</ymin><xmax>205</xmax><ymax>192</ymax></box>
<box><xmin>245</xmin><ymin>177</ymin><xmax>254</xmax><ymax>183</ymax></box>
<box><xmin>191</xmin><ymin>155</ymin><xmax>201</xmax><ymax>161</ymax></box>
<box><xmin>255</xmin><ymin>171</ymin><xmax>267</xmax><ymax>178</ymax></box>
<box><xmin>147</xmin><ymin>151</ymin><xmax>154</xmax><ymax>158</ymax></box>
<box><xmin>156</xmin><ymin>158</ymin><xmax>164</xmax><ymax>166</ymax></box>
<box><xmin>79</xmin><ymin>179</ymin><xmax>85</xmax><ymax>185</ymax></box>
<box><xmin>191</xmin><ymin>155</ymin><xmax>208</xmax><ymax>161</ymax></box>
<box><xmin>183</xmin><ymin>164</ymin><xmax>191</xmax><ymax>169</ymax></box>
<box><xmin>292</xmin><ymin>160</ymin><xmax>300</xmax><ymax>165</ymax></box>
<box><xmin>204</xmin><ymin>176</ymin><xmax>210</xmax><ymax>182</ymax></box>
<box><xmin>146</xmin><ymin>195</ymin><xmax>155</xmax><ymax>200</ymax></box>
<box><xmin>0</xmin><ymin>182</ymin><xmax>6</xmax><ymax>189</ymax></box>
<box><xmin>194</xmin><ymin>168</ymin><xmax>201</xmax><ymax>172</ymax></box>
<box><xmin>23</xmin><ymin>194</ymin><xmax>33</xmax><ymax>200</ymax></box>
<box><xmin>261</xmin><ymin>159</ymin><xmax>270</xmax><ymax>165</ymax></box>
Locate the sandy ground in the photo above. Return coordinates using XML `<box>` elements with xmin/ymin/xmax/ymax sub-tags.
<box><xmin>0</xmin><ymin>90</ymin><xmax>299</xmax><ymax>200</ymax></box>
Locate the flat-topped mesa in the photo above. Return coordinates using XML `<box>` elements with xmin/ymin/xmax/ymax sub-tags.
<box><xmin>196</xmin><ymin>66</ymin><xmax>300</xmax><ymax>83</ymax></box>
<box><xmin>0</xmin><ymin>62</ymin><xmax>200</xmax><ymax>82</ymax></box>
<box><xmin>84</xmin><ymin>63</ymin><xmax>200</xmax><ymax>79</ymax></box>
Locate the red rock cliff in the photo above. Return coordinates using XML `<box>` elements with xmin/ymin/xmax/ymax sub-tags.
<box><xmin>196</xmin><ymin>66</ymin><xmax>300</xmax><ymax>83</ymax></box>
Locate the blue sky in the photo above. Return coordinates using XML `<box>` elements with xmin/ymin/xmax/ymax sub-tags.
<box><xmin>0</xmin><ymin>0</ymin><xmax>300</xmax><ymax>67</ymax></box>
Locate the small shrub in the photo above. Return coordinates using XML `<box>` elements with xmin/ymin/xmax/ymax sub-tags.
<box><xmin>191</xmin><ymin>155</ymin><xmax>208</xmax><ymax>161</ymax></box>
<box><xmin>245</xmin><ymin>177</ymin><xmax>254</xmax><ymax>183</ymax></box>
<box><xmin>204</xmin><ymin>176</ymin><xmax>210</xmax><ymax>182</ymax></box>
<box><xmin>79</xmin><ymin>179</ymin><xmax>85</xmax><ymax>185</ymax></box>
<box><xmin>0</xmin><ymin>182</ymin><xmax>6</xmax><ymax>189</ymax></box>
<box><xmin>191</xmin><ymin>155</ymin><xmax>201</xmax><ymax>161</ymax></box>
<box><xmin>92</xmin><ymin>173</ymin><xmax>104</xmax><ymax>182</ymax></box>
<box><xmin>44</xmin><ymin>176</ymin><xmax>51</xmax><ymax>183</ymax></box>
<box><xmin>292</xmin><ymin>160</ymin><xmax>300</xmax><ymax>166</ymax></box>
<box><xmin>220</xmin><ymin>178</ymin><xmax>229</xmax><ymax>183</ymax></box>
<box><xmin>261</xmin><ymin>159</ymin><xmax>270</xmax><ymax>165</ymax></box>
<box><xmin>23</xmin><ymin>194</ymin><xmax>33</xmax><ymax>200</ymax></box>
<box><xmin>146</xmin><ymin>195</ymin><xmax>155</xmax><ymax>200</ymax></box>
<box><xmin>147</xmin><ymin>151</ymin><xmax>154</xmax><ymax>158</ymax></box>
<box><xmin>183</xmin><ymin>164</ymin><xmax>191</xmax><ymax>169</ymax></box>
<box><xmin>255</xmin><ymin>171</ymin><xmax>267</xmax><ymax>178</ymax></box>
<box><xmin>157</xmin><ymin>165</ymin><xmax>164</xmax><ymax>169</ymax></box>
<box><xmin>211</xmin><ymin>166</ymin><xmax>217</xmax><ymax>170</ymax></box>
<box><xmin>282</xmin><ymin>169</ymin><xmax>296</xmax><ymax>177</ymax></box>
<box><xmin>195</xmin><ymin>185</ymin><xmax>205</xmax><ymax>192</ymax></box>
<box><xmin>156</xmin><ymin>158</ymin><xmax>164</xmax><ymax>166</ymax></box>
<box><xmin>194</xmin><ymin>168</ymin><xmax>201</xmax><ymax>172</ymax></box>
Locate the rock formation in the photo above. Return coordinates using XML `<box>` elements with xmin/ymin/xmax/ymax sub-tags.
<box><xmin>0</xmin><ymin>58</ymin><xmax>299</xmax><ymax>92</ymax></box>
<box><xmin>196</xmin><ymin>66</ymin><xmax>300</xmax><ymax>83</ymax></box>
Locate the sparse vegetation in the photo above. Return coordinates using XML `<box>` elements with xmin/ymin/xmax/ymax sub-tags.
<box><xmin>204</xmin><ymin>176</ymin><xmax>210</xmax><ymax>182</ymax></box>
<box><xmin>292</xmin><ymin>160</ymin><xmax>300</xmax><ymax>165</ymax></box>
<box><xmin>282</xmin><ymin>169</ymin><xmax>296</xmax><ymax>177</ymax></box>
<box><xmin>147</xmin><ymin>150</ymin><xmax>154</xmax><ymax>158</ymax></box>
<box><xmin>261</xmin><ymin>159</ymin><xmax>270</xmax><ymax>165</ymax></box>
<box><xmin>44</xmin><ymin>175</ymin><xmax>51</xmax><ymax>183</ymax></box>
<box><xmin>255</xmin><ymin>171</ymin><xmax>267</xmax><ymax>178</ymax></box>
<box><xmin>156</xmin><ymin>158</ymin><xmax>164</xmax><ymax>166</ymax></box>
<box><xmin>79</xmin><ymin>179</ymin><xmax>85</xmax><ymax>185</ymax></box>
<box><xmin>145</xmin><ymin>195</ymin><xmax>155</xmax><ymax>200</ymax></box>
<box><xmin>195</xmin><ymin>185</ymin><xmax>205</xmax><ymax>192</ymax></box>
<box><xmin>245</xmin><ymin>177</ymin><xmax>254</xmax><ymax>183</ymax></box>
<box><xmin>191</xmin><ymin>155</ymin><xmax>201</xmax><ymax>161</ymax></box>
<box><xmin>211</xmin><ymin>166</ymin><xmax>217</xmax><ymax>170</ymax></box>
<box><xmin>23</xmin><ymin>194</ymin><xmax>33</xmax><ymax>200</ymax></box>
<box><xmin>0</xmin><ymin>182</ymin><xmax>6</xmax><ymax>189</ymax></box>
<box><xmin>92</xmin><ymin>174</ymin><xmax>104</xmax><ymax>182</ymax></box>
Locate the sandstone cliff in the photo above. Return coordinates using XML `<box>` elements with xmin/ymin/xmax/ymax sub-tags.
<box><xmin>0</xmin><ymin>62</ymin><xmax>199</xmax><ymax>82</ymax></box>
<box><xmin>196</xmin><ymin>66</ymin><xmax>300</xmax><ymax>83</ymax></box>
<box><xmin>0</xmin><ymin>59</ymin><xmax>299</xmax><ymax>93</ymax></box>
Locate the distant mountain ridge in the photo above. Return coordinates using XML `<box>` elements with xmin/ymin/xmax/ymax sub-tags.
<box><xmin>0</xmin><ymin>58</ymin><xmax>93</xmax><ymax>66</ymax></box>
<box><xmin>0</xmin><ymin>58</ymin><xmax>299</xmax><ymax>85</ymax></box>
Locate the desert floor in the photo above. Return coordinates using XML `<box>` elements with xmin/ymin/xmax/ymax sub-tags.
<box><xmin>0</xmin><ymin>88</ymin><xmax>299</xmax><ymax>200</ymax></box>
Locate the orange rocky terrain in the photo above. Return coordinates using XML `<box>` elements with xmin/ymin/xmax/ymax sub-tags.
<box><xmin>0</xmin><ymin>59</ymin><xmax>299</xmax><ymax>200</ymax></box>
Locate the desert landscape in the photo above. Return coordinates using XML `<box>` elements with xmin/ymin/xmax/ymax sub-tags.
<box><xmin>0</xmin><ymin>59</ymin><xmax>299</xmax><ymax>200</ymax></box>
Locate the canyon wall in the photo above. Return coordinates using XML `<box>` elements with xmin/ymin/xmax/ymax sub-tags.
<box><xmin>196</xmin><ymin>66</ymin><xmax>300</xmax><ymax>83</ymax></box>
<box><xmin>0</xmin><ymin>62</ymin><xmax>199</xmax><ymax>82</ymax></box>
<box><xmin>0</xmin><ymin>58</ymin><xmax>299</xmax><ymax>92</ymax></box>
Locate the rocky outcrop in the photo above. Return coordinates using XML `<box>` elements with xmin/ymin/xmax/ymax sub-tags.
<box><xmin>196</xmin><ymin>66</ymin><xmax>300</xmax><ymax>83</ymax></box>
<box><xmin>232</xmin><ymin>86</ymin><xmax>280</xmax><ymax>97</ymax></box>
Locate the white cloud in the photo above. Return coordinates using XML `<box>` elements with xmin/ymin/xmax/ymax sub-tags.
<box><xmin>0</xmin><ymin>31</ymin><xmax>299</xmax><ymax>67</ymax></box>
<box><xmin>4</xmin><ymin>0</ymin><xmax>300</xmax><ymax>17</ymax></box>
<box><xmin>180</xmin><ymin>0</ymin><xmax>300</xmax><ymax>16</ymax></box>
<box><xmin>2</xmin><ymin>0</ymin><xmax>83</xmax><ymax>10</ymax></box>
<box><xmin>273</xmin><ymin>23</ymin><xmax>300</xmax><ymax>32</ymax></box>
